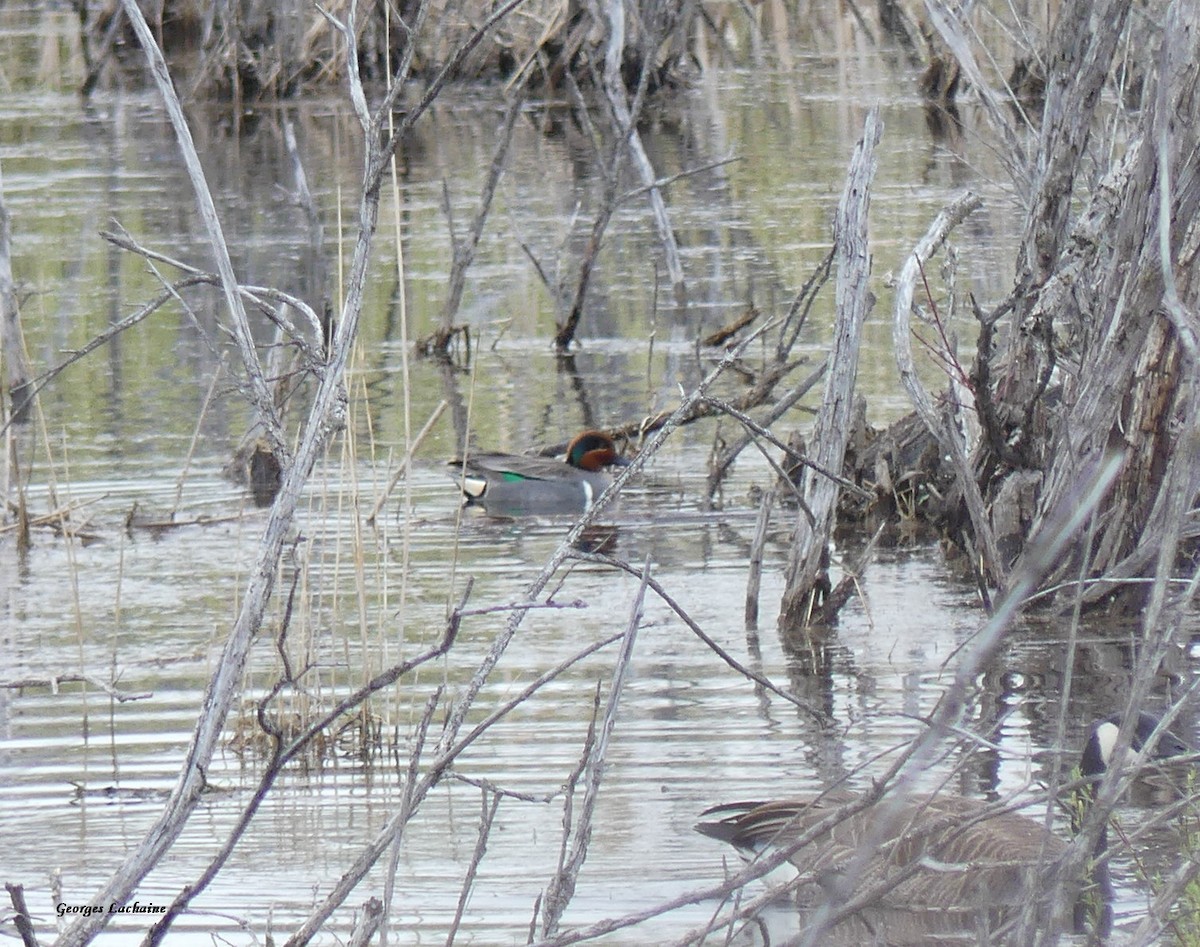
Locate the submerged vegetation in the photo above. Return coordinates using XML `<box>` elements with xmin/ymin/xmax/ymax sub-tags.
<box><xmin>3</xmin><ymin>0</ymin><xmax>1200</xmax><ymax>944</ymax></box>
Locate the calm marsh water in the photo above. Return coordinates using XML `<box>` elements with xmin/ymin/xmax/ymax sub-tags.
<box><xmin>1</xmin><ymin>4</ymin><xmax>1197</xmax><ymax>945</ymax></box>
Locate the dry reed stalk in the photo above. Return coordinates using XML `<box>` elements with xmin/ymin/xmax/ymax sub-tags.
<box><xmin>365</xmin><ymin>398</ymin><xmax>448</xmax><ymax>525</ymax></box>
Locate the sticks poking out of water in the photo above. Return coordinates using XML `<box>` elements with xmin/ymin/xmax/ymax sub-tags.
<box><xmin>419</xmin><ymin>80</ymin><xmax>528</xmax><ymax>362</ymax></box>
<box><xmin>778</xmin><ymin>108</ymin><xmax>880</xmax><ymax>632</ymax></box>
<box><xmin>539</xmin><ymin>558</ymin><xmax>650</xmax><ymax>939</ymax></box>
<box><xmin>890</xmin><ymin>191</ymin><xmax>996</xmax><ymax>590</ymax></box>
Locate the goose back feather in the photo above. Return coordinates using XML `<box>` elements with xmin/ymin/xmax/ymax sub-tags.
<box><xmin>696</xmin><ymin>713</ymin><xmax>1187</xmax><ymax>919</ymax></box>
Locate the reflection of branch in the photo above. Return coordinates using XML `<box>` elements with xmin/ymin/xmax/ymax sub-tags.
<box><xmin>596</xmin><ymin>0</ymin><xmax>685</xmax><ymax>306</ymax></box>
<box><xmin>438</xmin><ymin>81</ymin><xmax>527</xmax><ymax>333</ymax></box>
<box><xmin>366</xmin><ymin>0</ymin><xmax>535</xmax><ymax>192</ymax></box>
<box><xmin>617</xmin><ymin>156</ymin><xmax>742</xmax><ymax>205</ymax></box>
<box><xmin>283</xmin><ymin>119</ymin><xmax>329</xmax><ymax>323</ymax></box>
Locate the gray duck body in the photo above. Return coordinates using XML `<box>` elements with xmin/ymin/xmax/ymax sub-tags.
<box><xmin>450</xmin><ymin>431</ymin><xmax>628</xmax><ymax>517</ymax></box>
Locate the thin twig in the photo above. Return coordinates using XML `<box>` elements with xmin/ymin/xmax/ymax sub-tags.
<box><xmin>570</xmin><ymin>549</ymin><xmax>827</xmax><ymax>723</ymax></box>
<box><xmin>540</xmin><ymin>558</ymin><xmax>650</xmax><ymax>937</ymax></box>
<box><xmin>446</xmin><ymin>789</ymin><xmax>503</xmax><ymax>947</ymax></box>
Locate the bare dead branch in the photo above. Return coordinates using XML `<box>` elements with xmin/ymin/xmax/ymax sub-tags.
<box><xmin>0</xmin><ymin>674</ymin><xmax>151</xmax><ymax>703</ymax></box>
<box><xmin>118</xmin><ymin>0</ymin><xmax>286</xmax><ymax>459</ymax></box>
<box><xmin>289</xmin><ymin>630</ymin><xmax>626</xmax><ymax>946</ymax></box>
<box><xmin>890</xmin><ymin>190</ymin><xmax>1001</xmax><ymax>587</ymax></box>
<box><xmin>446</xmin><ymin>789</ymin><xmax>503</xmax><ymax>947</ymax></box>
<box><xmin>4</xmin><ymin>883</ymin><xmax>38</xmax><ymax>947</ymax></box>
<box><xmin>570</xmin><ymin>549</ymin><xmax>827</xmax><ymax>723</ymax></box>
<box><xmin>779</xmin><ymin>109</ymin><xmax>881</xmax><ymax>629</ymax></box>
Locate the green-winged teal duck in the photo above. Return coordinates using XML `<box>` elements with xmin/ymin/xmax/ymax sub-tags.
<box><xmin>696</xmin><ymin>713</ymin><xmax>1186</xmax><ymax>926</ymax></box>
<box><xmin>450</xmin><ymin>430</ymin><xmax>629</xmax><ymax>516</ymax></box>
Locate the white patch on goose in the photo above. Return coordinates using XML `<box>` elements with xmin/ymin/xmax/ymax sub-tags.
<box><xmin>732</xmin><ymin>849</ymin><xmax>802</xmax><ymax>891</ymax></box>
<box><xmin>1094</xmin><ymin>720</ymin><xmax>1121</xmax><ymax>767</ymax></box>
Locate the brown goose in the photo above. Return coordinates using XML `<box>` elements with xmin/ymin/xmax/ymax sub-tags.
<box><xmin>696</xmin><ymin>714</ymin><xmax>1186</xmax><ymax>925</ymax></box>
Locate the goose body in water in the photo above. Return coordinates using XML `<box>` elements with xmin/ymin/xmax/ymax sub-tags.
<box><xmin>696</xmin><ymin>714</ymin><xmax>1187</xmax><ymax>934</ymax></box>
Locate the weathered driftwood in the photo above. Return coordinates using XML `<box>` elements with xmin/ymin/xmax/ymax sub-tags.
<box><xmin>977</xmin><ymin>0</ymin><xmax>1137</xmax><ymax>477</ymax></box>
<box><xmin>981</xmin><ymin>0</ymin><xmax>1200</xmax><ymax>607</ymax></box>
<box><xmin>777</xmin><ymin>108</ymin><xmax>880</xmax><ymax>631</ymax></box>
<box><xmin>861</xmin><ymin>0</ymin><xmax>1200</xmax><ymax>612</ymax></box>
<box><xmin>832</xmin><ymin>407</ymin><xmax>952</xmax><ymax>544</ymax></box>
